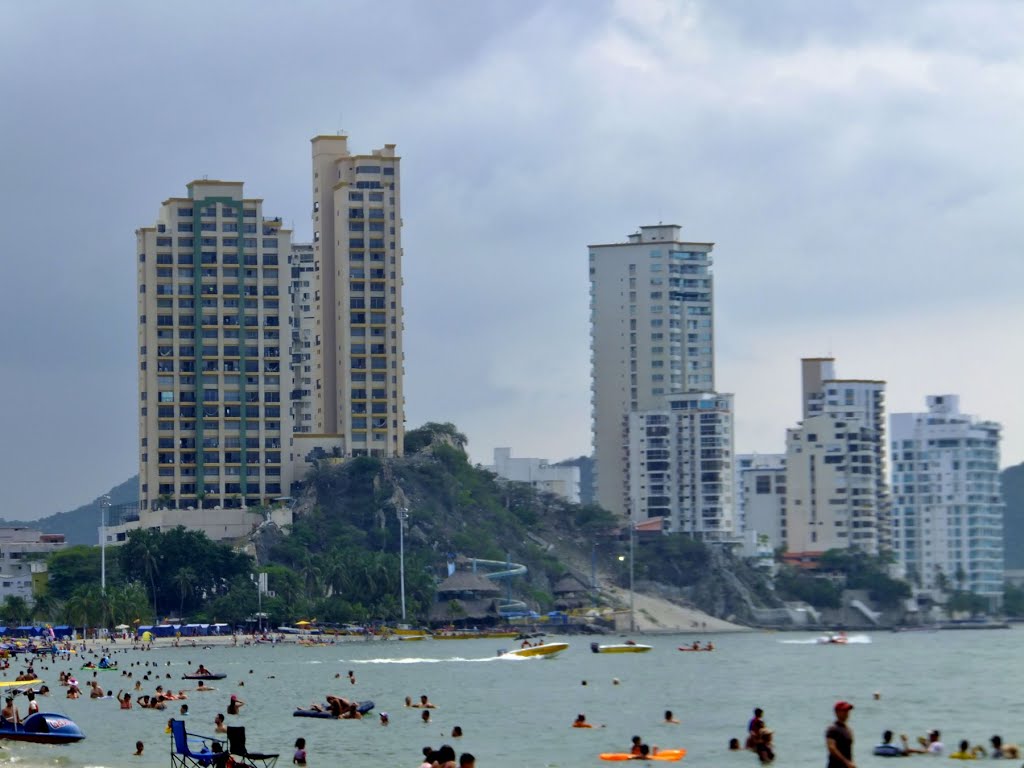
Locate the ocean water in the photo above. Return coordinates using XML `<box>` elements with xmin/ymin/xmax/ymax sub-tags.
<box><xmin>0</xmin><ymin>629</ymin><xmax>1020</xmax><ymax>767</ymax></box>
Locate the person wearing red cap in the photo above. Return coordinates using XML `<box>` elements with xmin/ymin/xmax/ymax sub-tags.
<box><xmin>826</xmin><ymin>701</ymin><xmax>855</xmax><ymax>768</ymax></box>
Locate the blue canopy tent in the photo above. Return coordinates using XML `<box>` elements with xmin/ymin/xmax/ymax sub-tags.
<box><xmin>136</xmin><ymin>625</ymin><xmax>154</xmax><ymax>638</ymax></box>
<box><xmin>154</xmin><ymin>624</ymin><xmax>180</xmax><ymax>637</ymax></box>
<box><xmin>52</xmin><ymin>625</ymin><xmax>73</xmax><ymax>639</ymax></box>
<box><xmin>14</xmin><ymin>626</ymin><xmax>41</xmax><ymax>637</ymax></box>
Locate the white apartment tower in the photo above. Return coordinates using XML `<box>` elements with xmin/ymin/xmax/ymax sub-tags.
<box><xmin>137</xmin><ymin>181</ymin><xmax>294</xmax><ymax>513</ymax></box>
<box><xmin>590</xmin><ymin>225</ymin><xmax>729</xmax><ymax>534</ymax></box>
<box><xmin>890</xmin><ymin>395</ymin><xmax>1004</xmax><ymax>601</ymax></box>
<box><xmin>784</xmin><ymin>358</ymin><xmax>889</xmax><ymax>556</ymax></box>
<box><xmin>626</xmin><ymin>392</ymin><xmax>736</xmax><ymax>537</ymax></box>
<box><xmin>288</xmin><ymin>242</ymin><xmax>316</xmax><ymax>433</ymax></box>
<box><xmin>310</xmin><ymin>136</ymin><xmax>405</xmax><ymax>457</ymax></box>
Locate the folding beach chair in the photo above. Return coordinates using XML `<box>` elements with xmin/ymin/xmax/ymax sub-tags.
<box><xmin>169</xmin><ymin>719</ymin><xmax>226</xmax><ymax>768</ymax></box>
<box><xmin>226</xmin><ymin>726</ymin><xmax>279</xmax><ymax>768</ymax></box>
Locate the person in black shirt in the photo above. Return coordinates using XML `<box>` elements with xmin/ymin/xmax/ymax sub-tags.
<box><xmin>826</xmin><ymin>701</ymin><xmax>855</xmax><ymax>768</ymax></box>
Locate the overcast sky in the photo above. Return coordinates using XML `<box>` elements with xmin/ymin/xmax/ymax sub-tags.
<box><xmin>1</xmin><ymin>0</ymin><xmax>1022</xmax><ymax>517</ymax></box>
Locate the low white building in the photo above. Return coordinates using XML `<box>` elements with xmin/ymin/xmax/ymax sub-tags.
<box><xmin>488</xmin><ymin>448</ymin><xmax>581</xmax><ymax>504</ymax></box>
<box><xmin>735</xmin><ymin>453</ymin><xmax>786</xmax><ymax>549</ymax></box>
<box><xmin>0</xmin><ymin>528</ymin><xmax>66</xmax><ymax>604</ymax></box>
<box><xmin>103</xmin><ymin>505</ymin><xmax>292</xmax><ymax>546</ymax></box>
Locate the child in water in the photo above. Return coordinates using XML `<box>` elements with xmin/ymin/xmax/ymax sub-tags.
<box><xmin>293</xmin><ymin>737</ymin><xmax>307</xmax><ymax>766</ymax></box>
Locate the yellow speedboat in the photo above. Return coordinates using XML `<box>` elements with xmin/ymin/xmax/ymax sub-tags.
<box><xmin>590</xmin><ymin>641</ymin><xmax>652</xmax><ymax>653</ymax></box>
<box><xmin>501</xmin><ymin>642</ymin><xmax>569</xmax><ymax>659</ymax></box>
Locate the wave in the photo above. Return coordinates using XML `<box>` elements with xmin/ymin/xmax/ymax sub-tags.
<box><xmin>348</xmin><ymin>656</ymin><xmax>500</xmax><ymax>664</ymax></box>
<box><xmin>779</xmin><ymin>635</ymin><xmax>873</xmax><ymax>645</ymax></box>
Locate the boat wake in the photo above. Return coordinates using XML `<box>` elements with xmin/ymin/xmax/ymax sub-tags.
<box><xmin>780</xmin><ymin>635</ymin><xmax>872</xmax><ymax>645</ymax></box>
<box><xmin>348</xmin><ymin>656</ymin><xmax>500</xmax><ymax>664</ymax></box>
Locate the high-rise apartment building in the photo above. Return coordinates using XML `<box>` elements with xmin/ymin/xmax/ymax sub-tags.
<box><xmin>288</xmin><ymin>242</ymin><xmax>316</xmax><ymax>433</ymax></box>
<box><xmin>626</xmin><ymin>392</ymin><xmax>735</xmax><ymax>536</ymax></box>
<box><xmin>784</xmin><ymin>358</ymin><xmax>889</xmax><ymax>556</ymax></box>
<box><xmin>890</xmin><ymin>395</ymin><xmax>1004</xmax><ymax>601</ymax></box>
<box><xmin>310</xmin><ymin>136</ymin><xmax>405</xmax><ymax>457</ymax></box>
<box><xmin>137</xmin><ymin>181</ymin><xmax>294</xmax><ymax>513</ymax></box>
<box><xmin>589</xmin><ymin>225</ymin><xmax>730</xmax><ymax>534</ymax></box>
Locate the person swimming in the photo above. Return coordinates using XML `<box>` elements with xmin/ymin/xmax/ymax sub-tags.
<box><xmin>574</xmin><ymin>714</ymin><xmax>593</xmax><ymax>728</ymax></box>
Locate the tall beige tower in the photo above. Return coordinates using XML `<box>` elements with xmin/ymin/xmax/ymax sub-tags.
<box><xmin>136</xmin><ymin>181</ymin><xmax>294</xmax><ymax>514</ymax></box>
<box><xmin>310</xmin><ymin>136</ymin><xmax>405</xmax><ymax>456</ymax></box>
<box><xmin>589</xmin><ymin>225</ymin><xmax>716</xmax><ymax>518</ymax></box>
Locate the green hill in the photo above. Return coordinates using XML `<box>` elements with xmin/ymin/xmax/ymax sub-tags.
<box><xmin>0</xmin><ymin>475</ymin><xmax>138</xmax><ymax>545</ymax></box>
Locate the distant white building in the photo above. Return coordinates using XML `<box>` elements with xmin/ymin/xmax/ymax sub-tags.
<box><xmin>784</xmin><ymin>358</ymin><xmax>889</xmax><ymax>557</ymax></box>
<box><xmin>626</xmin><ymin>392</ymin><xmax>735</xmax><ymax>539</ymax></box>
<box><xmin>489</xmin><ymin>448</ymin><xmax>580</xmax><ymax>504</ymax></box>
<box><xmin>103</xmin><ymin>505</ymin><xmax>293</xmax><ymax>546</ymax></box>
<box><xmin>735</xmin><ymin>453</ymin><xmax>786</xmax><ymax>548</ymax></box>
<box><xmin>890</xmin><ymin>395</ymin><xmax>1003</xmax><ymax>602</ymax></box>
<box><xmin>0</xmin><ymin>528</ymin><xmax>66</xmax><ymax>604</ymax></box>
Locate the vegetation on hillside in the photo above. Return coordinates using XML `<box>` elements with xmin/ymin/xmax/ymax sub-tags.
<box><xmin>21</xmin><ymin>423</ymin><xmax>622</xmax><ymax>627</ymax></box>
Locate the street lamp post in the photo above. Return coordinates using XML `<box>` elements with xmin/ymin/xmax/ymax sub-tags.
<box><xmin>99</xmin><ymin>495</ymin><xmax>111</xmax><ymax>593</ymax></box>
<box><xmin>398</xmin><ymin>507</ymin><xmax>408</xmax><ymax>622</ymax></box>
<box><xmin>618</xmin><ymin>521</ymin><xmax>636</xmax><ymax>632</ymax></box>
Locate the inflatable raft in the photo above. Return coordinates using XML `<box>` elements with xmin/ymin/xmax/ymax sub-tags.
<box><xmin>600</xmin><ymin>749</ymin><xmax>686</xmax><ymax>761</ymax></box>
<box><xmin>293</xmin><ymin>701</ymin><xmax>375</xmax><ymax>717</ymax></box>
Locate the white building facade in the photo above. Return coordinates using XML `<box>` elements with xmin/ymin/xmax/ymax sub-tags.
<box><xmin>589</xmin><ymin>225</ymin><xmax>718</xmax><ymax>522</ymax></box>
<box><xmin>0</xmin><ymin>529</ymin><xmax>66</xmax><ymax>604</ymax></box>
<box><xmin>136</xmin><ymin>181</ymin><xmax>295</xmax><ymax>515</ymax></box>
<box><xmin>784</xmin><ymin>358</ymin><xmax>889</xmax><ymax>556</ymax></box>
<box><xmin>626</xmin><ymin>392</ymin><xmax>735</xmax><ymax>537</ymax></box>
<box><xmin>890</xmin><ymin>395</ymin><xmax>1004</xmax><ymax>601</ymax></box>
<box><xmin>489</xmin><ymin>448</ymin><xmax>581</xmax><ymax>504</ymax></box>
<box><xmin>736</xmin><ymin>453</ymin><xmax>786</xmax><ymax>548</ymax></box>
<box><xmin>288</xmin><ymin>242</ymin><xmax>317</xmax><ymax>434</ymax></box>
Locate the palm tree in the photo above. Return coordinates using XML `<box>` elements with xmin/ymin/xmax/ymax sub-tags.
<box><xmin>174</xmin><ymin>568</ymin><xmax>197</xmax><ymax>619</ymax></box>
<box><xmin>110</xmin><ymin>583</ymin><xmax>150</xmax><ymax>627</ymax></box>
<box><xmin>65</xmin><ymin>587</ymin><xmax>100</xmax><ymax>638</ymax></box>
<box><xmin>32</xmin><ymin>594</ymin><xmax>64</xmax><ymax>625</ymax></box>
<box><xmin>300</xmin><ymin>556</ymin><xmax>324</xmax><ymax>599</ymax></box>
<box><xmin>137</xmin><ymin>538</ymin><xmax>161</xmax><ymax>620</ymax></box>
<box><xmin>2</xmin><ymin>595</ymin><xmax>31</xmax><ymax>626</ymax></box>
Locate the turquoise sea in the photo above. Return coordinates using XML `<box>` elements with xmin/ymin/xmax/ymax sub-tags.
<box><xmin>0</xmin><ymin>629</ymin><xmax>1020</xmax><ymax>767</ymax></box>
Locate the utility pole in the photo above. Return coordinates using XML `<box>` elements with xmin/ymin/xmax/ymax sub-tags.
<box><xmin>398</xmin><ymin>507</ymin><xmax>408</xmax><ymax>621</ymax></box>
<box><xmin>99</xmin><ymin>495</ymin><xmax>111</xmax><ymax>593</ymax></box>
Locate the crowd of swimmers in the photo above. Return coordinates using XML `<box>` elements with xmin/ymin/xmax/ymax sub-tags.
<box><xmin>872</xmin><ymin>729</ymin><xmax>1021</xmax><ymax>759</ymax></box>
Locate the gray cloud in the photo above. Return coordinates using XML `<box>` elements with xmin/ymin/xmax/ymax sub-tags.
<box><xmin>1</xmin><ymin>0</ymin><xmax>1021</xmax><ymax>516</ymax></box>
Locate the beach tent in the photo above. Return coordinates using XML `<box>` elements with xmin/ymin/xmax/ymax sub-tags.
<box><xmin>0</xmin><ymin>627</ymin><xmax>7</xmax><ymax>636</ymax></box>
<box><xmin>52</xmin><ymin>625</ymin><xmax>73</xmax><ymax>639</ymax></box>
<box><xmin>211</xmin><ymin>623</ymin><xmax>229</xmax><ymax>635</ymax></box>
<box><xmin>136</xmin><ymin>625</ymin><xmax>154</xmax><ymax>638</ymax></box>
<box><xmin>154</xmin><ymin>624</ymin><xmax>179</xmax><ymax>638</ymax></box>
<box><xmin>15</xmin><ymin>626</ymin><xmax>40</xmax><ymax>637</ymax></box>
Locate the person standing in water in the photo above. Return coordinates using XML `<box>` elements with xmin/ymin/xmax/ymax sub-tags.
<box><xmin>826</xmin><ymin>701</ymin><xmax>855</xmax><ymax>768</ymax></box>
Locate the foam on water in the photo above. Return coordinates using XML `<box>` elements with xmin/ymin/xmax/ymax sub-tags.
<box><xmin>779</xmin><ymin>634</ymin><xmax>873</xmax><ymax>644</ymax></box>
